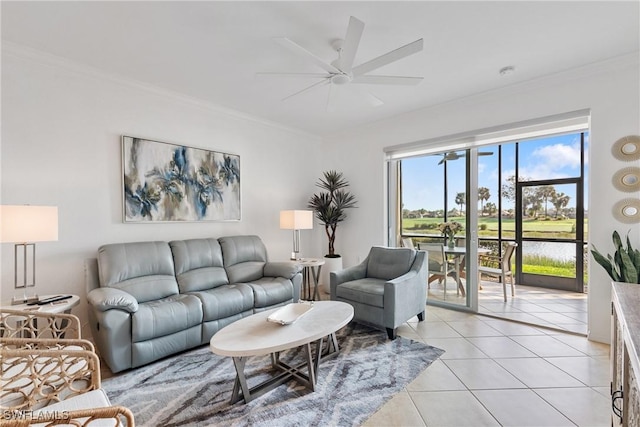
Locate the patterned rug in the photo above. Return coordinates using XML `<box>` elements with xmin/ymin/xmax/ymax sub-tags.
<box><xmin>103</xmin><ymin>323</ymin><xmax>444</xmax><ymax>426</ymax></box>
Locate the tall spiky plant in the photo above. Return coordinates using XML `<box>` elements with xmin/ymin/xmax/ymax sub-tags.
<box><xmin>307</xmin><ymin>171</ymin><xmax>357</xmax><ymax>258</ymax></box>
<box><xmin>591</xmin><ymin>231</ymin><xmax>640</xmax><ymax>283</ymax></box>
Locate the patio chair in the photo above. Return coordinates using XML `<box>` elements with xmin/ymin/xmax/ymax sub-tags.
<box><xmin>478</xmin><ymin>242</ymin><xmax>518</xmax><ymax>302</ymax></box>
<box><xmin>420</xmin><ymin>244</ymin><xmax>458</xmax><ymax>297</ymax></box>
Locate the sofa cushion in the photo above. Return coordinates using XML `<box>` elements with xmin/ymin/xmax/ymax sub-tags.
<box><xmin>170</xmin><ymin>239</ymin><xmax>229</xmax><ymax>292</ymax></box>
<box><xmin>335</xmin><ymin>278</ymin><xmax>385</xmax><ymax>307</ymax></box>
<box><xmin>98</xmin><ymin>242</ymin><xmax>178</xmax><ymax>303</ymax></box>
<box><xmin>219</xmin><ymin>235</ymin><xmax>267</xmax><ymax>283</ymax></box>
<box><xmin>366</xmin><ymin>247</ymin><xmax>416</xmax><ymax>281</ymax></box>
<box><xmin>191</xmin><ymin>283</ymin><xmax>254</xmax><ymax>322</ymax></box>
<box><xmin>132</xmin><ymin>294</ymin><xmax>203</xmax><ymax>342</ymax></box>
<box><xmin>245</xmin><ymin>277</ymin><xmax>295</xmax><ymax>308</ymax></box>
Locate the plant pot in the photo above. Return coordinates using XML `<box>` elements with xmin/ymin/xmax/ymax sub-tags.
<box><xmin>318</xmin><ymin>256</ymin><xmax>343</xmax><ymax>295</ymax></box>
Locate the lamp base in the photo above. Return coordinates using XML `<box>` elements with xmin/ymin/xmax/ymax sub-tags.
<box><xmin>11</xmin><ymin>294</ymin><xmax>40</xmax><ymax>306</ymax></box>
<box><xmin>290</xmin><ymin>252</ymin><xmax>298</xmax><ymax>261</ymax></box>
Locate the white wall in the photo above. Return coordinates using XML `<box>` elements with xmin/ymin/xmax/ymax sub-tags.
<box><xmin>0</xmin><ymin>48</ymin><xmax>323</xmax><ymax>336</ymax></box>
<box><xmin>322</xmin><ymin>54</ymin><xmax>640</xmax><ymax>343</ymax></box>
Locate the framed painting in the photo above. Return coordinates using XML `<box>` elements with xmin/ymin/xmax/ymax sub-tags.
<box><xmin>122</xmin><ymin>136</ymin><xmax>240</xmax><ymax>222</ymax></box>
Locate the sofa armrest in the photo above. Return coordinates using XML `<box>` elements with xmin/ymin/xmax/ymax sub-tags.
<box><xmin>264</xmin><ymin>261</ymin><xmax>302</xmax><ymax>279</ymax></box>
<box><xmin>87</xmin><ymin>288</ymin><xmax>138</xmax><ymax>313</ymax></box>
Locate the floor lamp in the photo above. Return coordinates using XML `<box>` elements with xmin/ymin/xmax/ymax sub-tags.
<box><xmin>0</xmin><ymin>205</ymin><xmax>59</xmax><ymax>305</ymax></box>
<box><xmin>280</xmin><ymin>210</ymin><xmax>313</xmax><ymax>260</ymax></box>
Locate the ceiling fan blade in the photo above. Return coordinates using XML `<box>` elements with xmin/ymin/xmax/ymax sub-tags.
<box><xmin>274</xmin><ymin>37</ymin><xmax>341</xmax><ymax>74</ymax></box>
<box><xmin>352</xmin><ymin>38</ymin><xmax>424</xmax><ymax>77</ymax></box>
<box><xmin>479</xmin><ymin>151</ymin><xmax>494</xmax><ymax>156</ymax></box>
<box><xmin>256</xmin><ymin>72</ymin><xmax>329</xmax><ymax>79</ymax></box>
<box><xmin>281</xmin><ymin>78</ymin><xmax>330</xmax><ymax>101</ymax></box>
<box><xmin>437</xmin><ymin>158</ymin><xmax>445</xmax><ymax>165</ymax></box>
<box><xmin>351</xmin><ymin>85</ymin><xmax>383</xmax><ymax>107</ymax></box>
<box><xmin>352</xmin><ymin>75</ymin><xmax>423</xmax><ymax>85</ymax></box>
<box><xmin>326</xmin><ymin>83</ymin><xmax>335</xmax><ymax>112</ymax></box>
<box><xmin>336</xmin><ymin>16</ymin><xmax>365</xmax><ymax>73</ymax></box>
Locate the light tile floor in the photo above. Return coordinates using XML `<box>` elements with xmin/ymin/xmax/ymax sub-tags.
<box><xmin>428</xmin><ymin>278</ymin><xmax>588</xmax><ymax>335</ymax></box>
<box><xmin>364</xmin><ymin>305</ymin><xmax>610</xmax><ymax>427</ymax></box>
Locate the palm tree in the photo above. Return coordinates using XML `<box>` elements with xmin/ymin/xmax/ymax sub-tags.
<box><xmin>308</xmin><ymin>170</ymin><xmax>357</xmax><ymax>257</ymax></box>
<box><xmin>536</xmin><ymin>186</ymin><xmax>556</xmax><ymax>218</ymax></box>
<box><xmin>552</xmin><ymin>192</ymin><xmax>570</xmax><ymax>218</ymax></box>
<box><xmin>455</xmin><ymin>192</ymin><xmax>466</xmax><ymax>214</ymax></box>
<box><xmin>478</xmin><ymin>187</ymin><xmax>490</xmax><ymax>216</ymax></box>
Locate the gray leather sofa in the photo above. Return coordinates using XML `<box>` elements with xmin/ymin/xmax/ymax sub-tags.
<box><xmin>86</xmin><ymin>235</ymin><xmax>301</xmax><ymax>373</ymax></box>
<box><xmin>330</xmin><ymin>246</ymin><xmax>427</xmax><ymax>340</ymax></box>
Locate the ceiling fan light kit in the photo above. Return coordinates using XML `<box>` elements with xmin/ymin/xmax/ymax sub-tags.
<box><xmin>259</xmin><ymin>15</ymin><xmax>424</xmax><ymax>108</ymax></box>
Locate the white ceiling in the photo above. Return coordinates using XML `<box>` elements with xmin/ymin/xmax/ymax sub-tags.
<box><xmin>2</xmin><ymin>1</ymin><xmax>638</xmax><ymax>136</ymax></box>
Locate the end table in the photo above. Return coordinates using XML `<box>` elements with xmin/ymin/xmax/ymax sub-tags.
<box><xmin>296</xmin><ymin>258</ymin><xmax>325</xmax><ymax>301</ymax></box>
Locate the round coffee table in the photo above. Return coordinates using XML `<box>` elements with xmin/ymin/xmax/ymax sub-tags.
<box><xmin>210</xmin><ymin>300</ymin><xmax>353</xmax><ymax>403</ymax></box>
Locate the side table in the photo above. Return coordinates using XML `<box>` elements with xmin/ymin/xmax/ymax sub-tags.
<box><xmin>2</xmin><ymin>294</ymin><xmax>80</xmax><ymax>315</ymax></box>
<box><xmin>296</xmin><ymin>258</ymin><xmax>325</xmax><ymax>301</ymax></box>
<box><xmin>1</xmin><ymin>294</ymin><xmax>80</xmax><ymax>338</ymax></box>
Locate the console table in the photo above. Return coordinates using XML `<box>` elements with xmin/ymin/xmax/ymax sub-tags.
<box><xmin>611</xmin><ymin>282</ymin><xmax>640</xmax><ymax>426</ymax></box>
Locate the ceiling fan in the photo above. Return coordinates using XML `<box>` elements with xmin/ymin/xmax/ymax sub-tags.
<box><xmin>257</xmin><ymin>16</ymin><xmax>424</xmax><ymax>108</ymax></box>
<box><xmin>437</xmin><ymin>151</ymin><xmax>494</xmax><ymax>165</ymax></box>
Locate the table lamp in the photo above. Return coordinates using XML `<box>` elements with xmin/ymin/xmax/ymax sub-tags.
<box><xmin>280</xmin><ymin>210</ymin><xmax>313</xmax><ymax>260</ymax></box>
<box><xmin>0</xmin><ymin>205</ymin><xmax>59</xmax><ymax>305</ymax></box>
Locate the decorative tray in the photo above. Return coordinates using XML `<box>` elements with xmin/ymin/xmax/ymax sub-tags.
<box><xmin>267</xmin><ymin>302</ymin><xmax>314</xmax><ymax>325</ymax></box>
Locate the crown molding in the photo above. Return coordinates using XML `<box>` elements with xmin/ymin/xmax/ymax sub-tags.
<box><xmin>2</xmin><ymin>41</ymin><xmax>321</xmax><ymax>141</ymax></box>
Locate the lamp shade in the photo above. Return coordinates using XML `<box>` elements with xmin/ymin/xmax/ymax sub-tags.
<box><xmin>0</xmin><ymin>205</ymin><xmax>59</xmax><ymax>243</ymax></box>
<box><xmin>279</xmin><ymin>210</ymin><xmax>313</xmax><ymax>230</ymax></box>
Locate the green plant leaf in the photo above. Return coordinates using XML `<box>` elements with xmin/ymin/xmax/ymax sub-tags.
<box><xmin>591</xmin><ymin>246</ymin><xmax>615</xmax><ymax>280</ymax></box>
<box><xmin>620</xmin><ymin>250</ymin><xmax>638</xmax><ymax>283</ymax></box>
<box><xmin>613</xmin><ymin>230</ymin><xmax>623</xmax><ymax>250</ymax></box>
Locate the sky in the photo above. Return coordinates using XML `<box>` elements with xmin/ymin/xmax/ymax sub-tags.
<box><xmin>401</xmin><ymin>132</ymin><xmax>589</xmax><ymax>212</ymax></box>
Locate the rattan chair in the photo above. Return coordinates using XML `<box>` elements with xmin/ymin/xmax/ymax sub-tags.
<box><xmin>0</xmin><ymin>309</ymin><xmax>135</xmax><ymax>426</ymax></box>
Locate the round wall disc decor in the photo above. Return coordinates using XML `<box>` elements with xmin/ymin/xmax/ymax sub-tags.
<box><xmin>613</xmin><ymin>167</ymin><xmax>640</xmax><ymax>192</ymax></box>
<box><xmin>613</xmin><ymin>198</ymin><xmax>640</xmax><ymax>223</ymax></box>
<box><xmin>612</xmin><ymin>135</ymin><xmax>640</xmax><ymax>161</ymax></box>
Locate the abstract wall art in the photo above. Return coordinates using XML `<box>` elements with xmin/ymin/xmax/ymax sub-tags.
<box><xmin>122</xmin><ymin>136</ymin><xmax>240</xmax><ymax>222</ymax></box>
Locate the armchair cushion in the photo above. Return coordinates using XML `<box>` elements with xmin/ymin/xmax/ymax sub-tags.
<box><xmin>335</xmin><ymin>278</ymin><xmax>385</xmax><ymax>307</ymax></box>
<box><xmin>366</xmin><ymin>247</ymin><xmax>416</xmax><ymax>280</ymax></box>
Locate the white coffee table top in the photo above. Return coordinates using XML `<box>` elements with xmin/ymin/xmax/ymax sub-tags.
<box><xmin>210</xmin><ymin>300</ymin><xmax>353</xmax><ymax>357</ymax></box>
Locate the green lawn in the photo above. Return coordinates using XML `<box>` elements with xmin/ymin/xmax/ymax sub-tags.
<box><xmin>403</xmin><ymin>216</ymin><xmax>587</xmax><ymax>279</ymax></box>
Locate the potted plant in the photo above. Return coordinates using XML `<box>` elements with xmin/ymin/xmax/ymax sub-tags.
<box><xmin>308</xmin><ymin>170</ymin><xmax>357</xmax><ymax>292</ymax></box>
<box><xmin>592</xmin><ymin>230</ymin><xmax>640</xmax><ymax>283</ymax></box>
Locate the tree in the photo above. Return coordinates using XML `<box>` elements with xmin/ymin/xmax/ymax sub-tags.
<box><xmin>536</xmin><ymin>186</ymin><xmax>557</xmax><ymax>218</ymax></box>
<box><xmin>455</xmin><ymin>192</ymin><xmax>466</xmax><ymax>214</ymax></box>
<box><xmin>478</xmin><ymin>187</ymin><xmax>490</xmax><ymax>216</ymax></box>
<box><xmin>551</xmin><ymin>192</ymin><xmax>570</xmax><ymax>218</ymax></box>
<box><xmin>485</xmin><ymin>202</ymin><xmax>497</xmax><ymax>216</ymax></box>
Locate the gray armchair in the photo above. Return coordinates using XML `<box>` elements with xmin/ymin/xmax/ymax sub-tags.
<box><xmin>330</xmin><ymin>246</ymin><xmax>428</xmax><ymax>339</ymax></box>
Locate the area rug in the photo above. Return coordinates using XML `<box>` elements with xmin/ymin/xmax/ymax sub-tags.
<box><xmin>103</xmin><ymin>323</ymin><xmax>444</xmax><ymax>426</ymax></box>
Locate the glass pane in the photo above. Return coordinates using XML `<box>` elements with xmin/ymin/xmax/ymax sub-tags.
<box><xmin>400</xmin><ymin>156</ymin><xmax>444</xmax><ymax>237</ymax></box>
<box><xmin>521</xmin><ymin>241</ymin><xmax>577</xmax><ymax>278</ymax></box>
<box><xmin>517</xmin><ymin>134</ymin><xmax>583</xmax><ymax>181</ymax></box>
<box><xmin>477</xmin><ymin>147</ymin><xmax>499</xmax><ymax>240</ymax></box>
<box><xmin>520</xmin><ymin>184</ymin><xmax>577</xmax><ymax>240</ymax></box>
<box><xmin>500</xmin><ymin>143</ymin><xmax>516</xmax><ymax>240</ymax></box>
